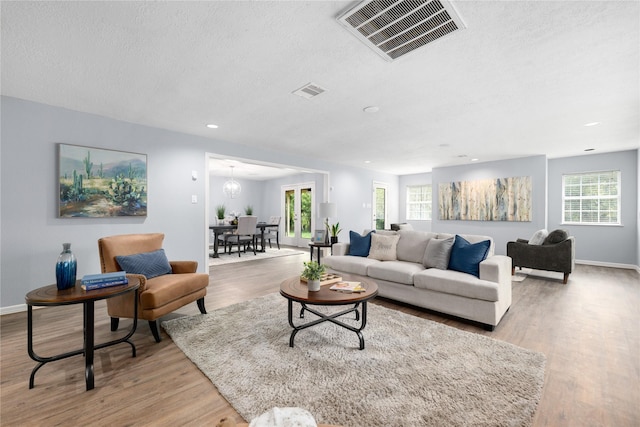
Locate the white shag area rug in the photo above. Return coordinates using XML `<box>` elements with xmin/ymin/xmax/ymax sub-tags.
<box><xmin>209</xmin><ymin>247</ymin><xmax>305</xmax><ymax>267</ymax></box>
<box><xmin>163</xmin><ymin>293</ymin><xmax>545</xmax><ymax>427</ymax></box>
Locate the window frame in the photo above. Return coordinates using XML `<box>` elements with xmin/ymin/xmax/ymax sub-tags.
<box><xmin>406</xmin><ymin>184</ymin><xmax>432</xmax><ymax>221</ymax></box>
<box><xmin>561</xmin><ymin>170</ymin><xmax>621</xmax><ymax>226</ymax></box>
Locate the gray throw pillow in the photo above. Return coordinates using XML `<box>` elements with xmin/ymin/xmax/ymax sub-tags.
<box><xmin>115</xmin><ymin>249</ymin><xmax>172</xmax><ymax>279</ymax></box>
<box><xmin>368</xmin><ymin>233</ymin><xmax>400</xmax><ymax>261</ymax></box>
<box><xmin>543</xmin><ymin>229</ymin><xmax>569</xmax><ymax>245</ymax></box>
<box><xmin>528</xmin><ymin>229</ymin><xmax>548</xmax><ymax>245</ymax></box>
<box><xmin>422</xmin><ymin>236</ymin><xmax>455</xmax><ymax>269</ymax></box>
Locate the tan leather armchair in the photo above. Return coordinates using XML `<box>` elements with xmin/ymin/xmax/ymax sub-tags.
<box><xmin>98</xmin><ymin>233</ymin><xmax>208</xmax><ymax>342</ymax></box>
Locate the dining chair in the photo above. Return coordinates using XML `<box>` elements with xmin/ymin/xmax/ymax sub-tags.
<box><xmin>227</xmin><ymin>216</ymin><xmax>258</xmax><ymax>257</ymax></box>
<box><xmin>262</xmin><ymin>216</ymin><xmax>281</xmax><ymax>250</ymax></box>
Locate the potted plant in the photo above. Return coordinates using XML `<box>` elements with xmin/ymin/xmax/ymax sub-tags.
<box><xmin>301</xmin><ymin>261</ymin><xmax>325</xmax><ymax>292</ymax></box>
<box><xmin>245</xmin><ymin>205</ymin><xmax>254</xmax><ymax>215</ymax></box>
<box><xmin>329</xmin><ymin>222</ymin><xmax>342</xmax><ymax>244</ymax></box>
<box><xmin>216</xmin><ymin>205</ymin><xmax>226</xmax><ymax>225</ymax></box>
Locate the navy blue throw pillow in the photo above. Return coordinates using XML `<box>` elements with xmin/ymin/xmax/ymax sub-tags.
<box><xmin>116</xmin><ymin>249</ymin><xmax>172</xmax><ymax>279</ymax></box>
<box><xmin>349</xmin><ymin>231</ymin><xmax>373</xmax><ymax>257</ymax></box>
<box><xmin>448</xmin><ymin>235</ymin><xmax>491</xmax><ymax>278</ymax></box>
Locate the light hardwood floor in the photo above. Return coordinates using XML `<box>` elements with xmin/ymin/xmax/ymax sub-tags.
<box><xmin>1</xmin><ymin>251</ymin><xmax>638</xmax><ymax>426</ymax></box>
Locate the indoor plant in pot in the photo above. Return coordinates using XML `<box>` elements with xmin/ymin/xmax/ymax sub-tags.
<box><xmin>216</xmin><ymin>204</ymin><xmax>226</xmax><ymax>225</ymax></box>
<box><xmin>329</xmin><ymin>222</ymin><xmax>342</xmax><ymax>244</ymax></box>
<box><xmin>301</xmin><ymin>261</ymin><xmax>325</xmax><ymax>292</ymax></box>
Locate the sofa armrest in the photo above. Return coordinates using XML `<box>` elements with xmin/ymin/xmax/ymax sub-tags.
<box><xmin>129</xmin><ymin>273</ymin><xmax>148</xmax><ymax>292</ymax></box>
<box><xmin>170</xmin><ymin>260</ymin><xmax>198</xmax><ymax>274</ymax></box>
<box><xmin>480</xmin><ymin>255</ymin><xmax>512</xmax><ymax>298</ymax></box>
<box><xmin>332</xmin><ymin>242</ymin><xmax>350</xmax><ymax>256</ymax></box>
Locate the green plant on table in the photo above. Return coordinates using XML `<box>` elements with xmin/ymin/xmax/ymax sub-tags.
<box><xmin>329</xmin><ymin>222</ymin><xmax>342</xmax><ymax>237</ymax></box>
<box><xmin>216</xmin><ymin>204</ymin><xmax>226</xmax><ymax>219</ymax></box>
<box><xmin>301</xmin><ymin>261</ymin><xmax>325</xmax><ymax>281</ymax></box>
<box><xmin>244</xmin><ymin>205</ymin><xmax>254</xmax><ymax>215</ymax></box>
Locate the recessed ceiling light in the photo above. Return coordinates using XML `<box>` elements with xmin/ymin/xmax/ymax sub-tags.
<box><xmin>471</xmin><ymin>158</ymin><xmax>479</xmax><ymax>162</ymax></box>
<box><xmin>363</xmin><ymin>106</ymin><xmax>379</xmax><ymax>113</ymax></box>
<box><xmin>206</xmin><ymin>124</ymin><xmax>219</xmax><ymax>129</ymax></box>
<box><xmin>364</xmin><ymin>160</ymin><xmax>371</xmax><ymax>164</ymax></box>
<box><xmin>584</xmin><ymin>122</ymin><xmax>600</xmax><ymax>127</ymax></box>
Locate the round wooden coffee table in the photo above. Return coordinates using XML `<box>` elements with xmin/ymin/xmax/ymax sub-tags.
<box><xmin>280</xmin><ymin>274</ymin><xmax>378</xmax><ymax>350</ymax></box>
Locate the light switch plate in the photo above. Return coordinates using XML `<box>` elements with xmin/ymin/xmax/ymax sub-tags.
<box><xmin>191</xmin><ymin>195</ymin><xmax>198</xmax><ymax>203</ymax></box>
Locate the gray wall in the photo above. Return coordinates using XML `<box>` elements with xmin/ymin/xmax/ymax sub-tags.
<box><xmin>0</xmin><ymin>96</ymin><xmax>397</xmax><ymax>309</ymax></box>
<box><xmin>431</xmin><ymin>156</ymin><xmax>548</xmax><ymax>256</ymax></box>
<box><xmin>1</xmin><ymin>97</ymin><xmax>637</xmax><ymax>310</ymax></box>
<box><xmin>548</xmin><ymin>150</ymin><xmax>638</xmax><ymax>265</ymax></box>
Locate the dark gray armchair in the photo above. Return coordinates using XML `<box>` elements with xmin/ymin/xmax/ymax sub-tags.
<box><xmin>507</xmin><ymin>230</ymin><xmax>575</xmax><ymax>284</ymax></box>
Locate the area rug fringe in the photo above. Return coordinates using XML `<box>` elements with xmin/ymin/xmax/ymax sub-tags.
<box><xmin>163</xmin><ymin>293</ymin><xmax>545</xmax><ymax>427</ymax></box>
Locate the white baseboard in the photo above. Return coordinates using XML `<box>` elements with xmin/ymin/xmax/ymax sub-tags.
<box><xmin>0</xmin><ymin>304</ymin><xmax>29</xmax><ymax>315</ymax></box>
<box><xmin>576</xmin><ymin>259</ymin><xmax>640</xmax><ymax>274</ymax></box>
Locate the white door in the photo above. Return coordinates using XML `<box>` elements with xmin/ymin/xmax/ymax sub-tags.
<box><xmin>372</xmin><ymin>181</ymin><xmax>389</xmax><ymax>230</ymax></box>
<box><xmin>281</xmin><ymin>182</ymin><xmax>315</xmax><ymax>247</ymax></box>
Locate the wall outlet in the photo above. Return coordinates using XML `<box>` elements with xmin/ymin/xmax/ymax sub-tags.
<box><xmin>191</xmin><ymin>195</ymin><xmax>198</xmax><ymax>203</ymax></box>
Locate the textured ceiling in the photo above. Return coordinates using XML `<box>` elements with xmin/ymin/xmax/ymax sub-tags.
<box><xmin>2</xmin><ymin>1</ymin><xmax>638</xmax><ymax>175</ymax></box>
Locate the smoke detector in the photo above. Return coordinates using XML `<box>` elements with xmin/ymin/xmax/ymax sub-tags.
<box><xmin>337</xmin><ymin>0</ymin><xmax>466</xmax><ymax>61</ymax></box>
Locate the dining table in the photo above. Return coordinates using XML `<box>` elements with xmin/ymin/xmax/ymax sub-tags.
<box><xmin>209</xmin><ymin>222</ymin><xmax>279</xmax><ymax>258</ymax></box>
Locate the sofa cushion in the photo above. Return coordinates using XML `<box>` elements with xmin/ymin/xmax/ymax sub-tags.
<box><xmin>528</xmin><ymin>229</ymin><xmax>548</xmax><ymax>245</ymax></box>
<box><xmin>396</xmin><ymin>230</ymin><xmax>436</xmax><ymax>263</ymax></box>
<box><xmin>116</xmin><ymin>249</ymin><xmax>172</xmax><ymax>279</ymax></box>
<box><xmin>543</xmin><ymin>229</ymin><xmax>569</xmax><ymax>245</ymax></box>
<box><xmin>323</xmin><ymin>255</ymin><xmax>380</xmax><ymax>276</ymax></box>
<box><xmin>414</xmin><ymin>268</ymin><xmax>499</xmax><ymax>302</ymax></box>
<box><xmin>448</xmin><ymin>235</ymin><xmax>491</xmax><ymax>278</ymax></box>
<box><xmin>348</xmin><ymin>230</ymin><xmax>373</xmax><ymax>257</ymax></box>
<box><xmin>367</xmin><ymin>260</ymin><xmax>424</xmax><ymax>285</ymax></box>
<box><xmin>439</xmin><ymin>233</ymin><xmax>495</xmax><ymax>257</ymax></box>
<box><xmin>422</xmin><ymin>236</ymin><xmax>455</xmax><ymax>269</ymax></box>
<box><xmin>368</xmin><ymin>233</ymin><xmax>400</xmax><ymax>261</ymax></box>
<box><xmin>139</xmin><ymin>272</ymin><xmax>208</xmax><ymax>308</ymax></box>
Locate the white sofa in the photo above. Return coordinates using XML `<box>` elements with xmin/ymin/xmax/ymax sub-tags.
<box><xmin>323</xmin><ymin>230</ymin><xmax>512</xmax><ymax>331</ymax></box>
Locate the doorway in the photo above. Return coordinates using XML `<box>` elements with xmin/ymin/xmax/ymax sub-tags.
<box><xmin>372</xmin><ymin>181</ymin><xmax>389</xmax><ymax>230</ymax></box>
<box><xmin>281</xmin><ymin>182</ymin><xmax>315</xmax><ymax>247</ymax></box>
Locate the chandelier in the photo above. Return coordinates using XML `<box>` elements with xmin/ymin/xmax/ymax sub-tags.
<box><xmin>222</xmin><ymin>166</ymin><xmax>241</xmax><ymax>198</ymax></box>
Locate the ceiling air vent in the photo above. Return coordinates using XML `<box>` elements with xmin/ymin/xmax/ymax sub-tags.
<box><xmin>292</xmin><ymin>83</ymin><xmax>327</xmax><ymax>99</ymax></box>
<box><xmin>337</xmin><ymin>0</ymin><xmax>466</xmax><ymax>61</ymax></box>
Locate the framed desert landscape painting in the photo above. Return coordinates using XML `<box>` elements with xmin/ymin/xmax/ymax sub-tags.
<box><xmin>58</xmin><ymin>144</ymin><xmax>147</xmax><ymax>217</ymax></box>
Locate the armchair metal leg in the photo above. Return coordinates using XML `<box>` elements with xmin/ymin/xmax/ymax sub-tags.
<box><xmin>563</xmin><ymin>273</ymin><xmax>569</xmax><ymax>284</ymax></box>
<box><xmin>111</xmin><ymin>317</ymin><xmax>120</xmax><ymax>331</ymax></box>
<box><xmin>197</xmin><ymin>297</ymin><xmax>207</xmax><ymax>314</ymax></box>
<box><xmin>149</xmin><ymin>320</ymin><xmax>162</xmax><ymax>343</ymax></box>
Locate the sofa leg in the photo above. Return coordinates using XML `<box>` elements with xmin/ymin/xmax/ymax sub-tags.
<box><xmin>484</xmin><ymin>324</ymin><xmax>495</xmax><ymax>332</ymax></box>
<box><xmin>563</xmin><ymin>273</ymin><xmax>569</xmax><ymax>284</ymax></box>
<box><xmin>197</xmin><ymin>297</ymin><xmax>207</xmax><ymax>314</ymax></box>
<box><xmin>149</xmin><ymin>320</ymin><xmax>162</xmax><ymax>343</ymax></box>
<box><xmin>110</xmin><ymin>317</ymin><xmax>120</xmax><ymax>331</ymax></box>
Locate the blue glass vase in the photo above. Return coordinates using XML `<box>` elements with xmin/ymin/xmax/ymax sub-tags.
<box><xmin>55</xmin><ymin>243</ymin><xmax>77</xmax><ymax>290</ymax></box>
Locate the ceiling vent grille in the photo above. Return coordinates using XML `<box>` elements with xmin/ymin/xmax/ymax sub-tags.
<box><xmin>292</xmin><ymin>83</ymin><xmax>327</xmax><ymax>99</ymax></box>
<box><xmin>337</xmin><ymin>0</ymin><xmax>466</xmax><ymax>61</ymax></box>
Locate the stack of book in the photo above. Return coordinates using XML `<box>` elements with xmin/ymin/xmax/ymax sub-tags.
<box><xmin>329</xmin><ymin>281</ymin><xmax>365</xmax><ymax>293</ymax></box>
<box><xmin>81</xmin><ymin>271</ymin><xmax>128</xmax><ymax>290</ymax></box>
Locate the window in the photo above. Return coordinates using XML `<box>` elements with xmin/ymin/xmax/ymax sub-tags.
<box><xmin>562</xmin><ymin>171</ymin><xmax>620</xmax><ymax>225</ymax></box>
<box><xmin>406</xmin><ymin>185</ymin><xmax>432</xmax><ymax>220</ymax></box>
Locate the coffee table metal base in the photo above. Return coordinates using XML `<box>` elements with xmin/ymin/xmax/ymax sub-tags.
<box><xmin>287</xmin><ymin>299</ymin><xmax>369</xmax><ymax>350</ymax></box>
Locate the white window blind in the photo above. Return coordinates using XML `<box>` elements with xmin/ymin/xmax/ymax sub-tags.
<box><xmin>562</xmin><ymin>170</ymin><xmax>620</xmax><ymax>225</ymax></box>
<box><xmin>406</xmin><ymin>185</ymin><xmax>432</xmax><ymax>220</ymax></box>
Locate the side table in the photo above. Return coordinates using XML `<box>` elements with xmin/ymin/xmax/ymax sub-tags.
<box><xmin>308</xmin><ymin>242</ymin><xmax>333</xmax><ymax>264</ymax></box>
<box><xmin>25</xmin><ymin>276</ymin><xmax>140</xmax><ymax>391</ymax></box>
